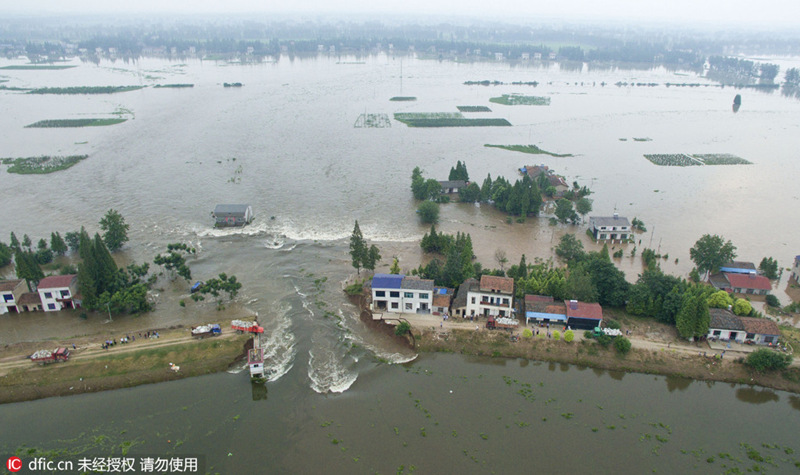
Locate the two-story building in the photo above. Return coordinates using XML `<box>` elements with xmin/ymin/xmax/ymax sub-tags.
<box><xmin>466</xmin><ymin>275</ymin><xmax>514</xmax><ymax>318</ymax></box>
<box><xmin>0</xmin><ymin>279</ymin><xmax>26</xmax><ymax>315</ymax></box>
<box><xmin>371</xmin><ymin>273</ymin><xmax>404</xmax><ymax>313</ymax></box>
<box><xmin>400</xmin><ymin>277</ymin><xmax>434</xmax><ymax>314</ymax></box>
<box><xmin>589</xmin><ymin>214</ymin><xmax>631</xmax><ymax>242</ymax></box>
<box><xmin>370</xmin><ymin>274</ymin><xmax>434</xmax><ymax>314</ymax></box>
<box><xmin>37</xmin><ymin>274</ymin><xmax>78</xmax><ymax>312</ymax></box>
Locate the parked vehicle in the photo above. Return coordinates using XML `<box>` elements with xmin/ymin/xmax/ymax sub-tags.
<box><xmin>190</xmin><ymin>281</ymin><xmax>204</xmax><ymax>293</ymax></box>
<box><xmin>30</xmin><ymin>348</ymin><xmax>70</xmax><ymax>365</ymax></box>
<box><xmin>191</xmin><ymin>324</ymin><xmax>221</xmax><ymax>338</ymax></box>
<box><xmin>486</xmin><ymin>316</ymin><xmax>519</xmax><ymax>331</ymax></box>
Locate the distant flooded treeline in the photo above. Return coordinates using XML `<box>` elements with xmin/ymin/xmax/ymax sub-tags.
<box><xmin>3</xmin><ymin>16</ymin><xmax>799</xmax><ymax>75</ymax></box>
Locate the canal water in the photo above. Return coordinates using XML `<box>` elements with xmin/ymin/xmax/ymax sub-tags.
<box><xmin>2</xmin><ymin>353</ymin><xmax>800</xmax><ymax>474</ymax></box>
<box><xmin>2</xmin><ymin>53</ymin><xmax>800</xmax><ymax>472</ymax></box>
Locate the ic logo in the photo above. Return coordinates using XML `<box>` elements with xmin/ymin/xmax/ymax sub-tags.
<box><xmin>7</xmin><ymin>456</ymin><xmax>22</xmax><ymax>472</ymax></box>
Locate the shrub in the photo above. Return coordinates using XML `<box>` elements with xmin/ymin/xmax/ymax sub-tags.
<box><xmin>765</xmin><ymin>294</ymin><xmax>780</xmax><ymax>308</ymax></box>
<box><xmin>344</xmin><ymin>280</ymin><xmax>364</xmax><ymax>295</ymax></box>
<box><xmin>733</xmin><ymin>299</ymin><xmax>753</xmax><ymax>316</ymax></box>
<box><xmin>745</xmin><ymin>348</ymin><xmax>792</xmax><ymax>372</ymax></box>
<box><xmin>605</xmin><ymin>319</ymin><xmax>621</xmax><ymax>330</ymax></box>
<box><xmin>564</xmin><ymin>330</ymin><xmax>575</xmax><ymax>342</ymax></box>
<box><xmin>522</xmin><ymin>328</ymin><xmax>533</xmax><ymax>339</ymax></box>
<box><xmin>179</xmin><ymin>300</ymin><xmax>185</xmax><ymax>307</ymax></box>
<box><xmin>583</xmin><ymin>330</ymin><xmax>594</xmax><ymax>339</ymax></box>
<box><xmin>418</xmin><ymin>201</ymin><xmax>440</xmax><ymax>224</ymax></box>
<box><xmin>395</xmin><ymin>321</ymin><xmax>412</xmax><ymax>336</ymax></box>
<box><xmin>553</xmin><ymin>330</ymin><xmax>561</xmax><ymax>341</ymax></box>
<box><xmin>596</xmin><ymin>334</ymin><xmax>613</xmax><ymax>348</ymax></box>
<box><xmin>614</xmin><ymin>336</ymin><xmax>631</xmax><ymax>355</ymax></box>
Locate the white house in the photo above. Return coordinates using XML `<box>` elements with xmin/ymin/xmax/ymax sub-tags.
<box><xmin>589</xmin><ymin>214</ymin><xmax>632</xmax><ymax>242</ymax></box>
<box><xmin>371</xmin><ymin>273</ymin><xmax>404</xmax><ymax>313</ymax></box>
<box><xmin>1</xmin><ymin>279</ymin><xmax>26</xmax><ymax>315</ymax></box>
<box><xmin>400</xmin><ymin>277</ymin><xmax>434</xmax><ymax>314</ymax></box>
<box><xmin>740</xmin><ymin>317</ymin><xmax>780</xmax><ymax>345</ymax></box>
<box><xmin>37</xmin><ymin>274</ymin><xmax>78</xmax><ymax>312</ymax></box>
<box><xmin>466</xmin><ymin>275</ymin><xmax>514</xmax><ymax>318</ymax></box>
<box><xmin>707</xmin><ymin>308</ymin><xmax>745</xmax><ymax>342</ymax></box>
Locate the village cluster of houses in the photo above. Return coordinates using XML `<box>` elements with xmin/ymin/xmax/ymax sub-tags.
<box><xmin>370</xmin><ymin>273</ymin><xmax>604</xmax><ymax>330</ymax></box>
<box><xmin>0</xmin><ymin>275</ymin><xmax>79</xmax><ymax>315</ymax></box>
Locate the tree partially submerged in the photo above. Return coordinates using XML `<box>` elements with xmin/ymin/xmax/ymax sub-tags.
<box><xmin>99</xmin><ymin>208</ymin><xmax>130</xmax><ymax>252</ymax></box>
<box><xmin>689</xmin><ymin>234</ymin><xmax>736</xmax><ymax>278</ymax></box>
<box><xmin>154</xmin><ymin>243</ymin><xmax>195</xmax><ymax>281</ymax></box>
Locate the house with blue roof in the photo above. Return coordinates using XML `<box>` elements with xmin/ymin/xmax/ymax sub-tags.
<box><xmin>370</xmin><ymin>274</ymin><xmax>435</xmax><ymax>314</ymax></box>
<box><xmin>371</xmin><ymin>273</ymin><xmax>404</xmax><ymax>312</ymax></box>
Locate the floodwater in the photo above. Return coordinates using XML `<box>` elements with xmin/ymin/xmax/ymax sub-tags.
<box><xmin>2</xmin><ymin>53</ymin><xmax>800</xmax><ymax>471</ymax></box>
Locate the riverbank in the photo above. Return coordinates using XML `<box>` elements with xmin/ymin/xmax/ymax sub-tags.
<box><xmin>0</xmin><ymin>326</ymin><xmax>250</xmax><ymax>405</ymax></box>
<box><xmin>414</xmin><ymin>327</ymin><xmax>800</xmax><ymax>394</ymax></box>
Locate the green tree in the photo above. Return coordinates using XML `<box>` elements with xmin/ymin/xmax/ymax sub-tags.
<box><xmin>389</xmin><ymin>257</ymin><xmax>401</xmax><ymax>274</ymax></box>
<box><xmin>459</xmin><ymin>182</ymin><xmax>481</xmax><ymax>203</ymax></box>
<box><xmin>554</xmin><ymin>200</ymin><xmax>578</xmax><ymax>224</ymax></box>
<box><xmin>22</xmin><ymin>234</ymin><xmax>32</xmax><ymax>250</ymax></box>
<box><xmin>363</xmin><ymin>244</ymin><xmax>381</xmax><ymax>271</ymax></box>
<box><xmin>50</xmin><ymin>232</ymin><xmax>68</xmax><ymax>256</ymax></box>
<box><xmin>732</xmin><ymin>298</ymin><xmax>752</xmax><ymax>316</ymax></box>
<box><xmin>765</xmin><ymin>294</ymin><xmax>780</xmax><ymax>307</ymax></box>
<box><xmin>517</xmin><ymin>254</ymin><xmax>528</xmax><ymax>280</ymax></box>
<box><xmin>411</xmin><ymin>167</ymin><xmax>426</xmax><ymax>200</ymax></box>
<box><xmin>553</xmin><ymin>330</ymin><xmax>561</xmax><ymax>340</ymax></box>
<box><xmin>759</xmin><ymin>257</ymin><xmax>779</xmax><ymax>280</ymax></box>
<box><xmin>706</xmin><ymin>290</ymin><xmax>733</xmax><ymax>309</ymax></box>
<box><xmin>675</xmin><ymin>295</ymin><xmax>697</xmax><ymax>339</ymax></box>
<box><xmin>349</xmin><ymin>220</ymin><xmax>367</xmax><ymax>275</ymax></box>
<box><xmin>564</xmin><ymin>329</ymin><xmax>574</xmax><ymax>342</ymax></box>
<box><xmin>100</xmin><ymin>208</ymin><xmax>130</xmax><ymax>252</ymax></box>
<box><xmin>566</xmin><ymin>268</ymin><xmax>598</xmax><ymax>302</ymax></box>
<box><xmin>480</xmin><ymin>174</ymin><xmax>493</xmax><ymax>202</ymax></box>
<box><xmin>575</xmin><ymin>197</ymin><xmax>593</xmax><ymax>222</ymax></box>
<box><xmin>0</xmin><ymin>242</ymin><xmax>12</xmax><ymax>267</ymax></box>
<box><xmin>614</xmin><ymin>336</ymin><xmax>632</xmax><ymax>355</ymax></box>
<box><xmin>442</xmin><ymin>245</ymin><xmax>464</xmax><ymax>288</ymax></box>
<box><xmin>9</xmin><ymin>232</ymin><xmax>20</xmax><ymax>252</ymax></box>
<box><xmin>448</xmin><ymin>160</ymin><xmax>469</xmax><ymax>181</ymax></box>
<box><xmin>689</xmin><ymin>234</ymin><xmax>737</xmax><ymax>278</ymax></box>
<box><xmin>191</xmin><ymin>273</ymin><xmax>242</xmax><ymax>305</ymax></box>
<box><xmin>64</xmin><ymin>231</ymin><xmax>81</xmax><ymax>252</ymax></box>
<box><xmin>745</xmin><ymin>348</ymin><xmax>792</xmax><ymax>372</ymax></box>
<box><xmin>555</xmin><ymin>234</ymin><xmax>585</xmax><ymax>264</ymax></box>
<box><xmin>424</xmin><ymin>179</ymin><xmax>442</xmax><ymax>200</ymax></box>
<box><xmin>154</xmin><ymin>243</ymin><xmax>193</xmax><ymax>281</ymax></box>
<box><xmin>14</xmin><ymin>249</ymin><xmax>44</xmax><ymax>291</ymax></box>
<box><xmin>417</xmin><ymin>201</ymin><xmax>440</xmax><ymax>224</ymax></box>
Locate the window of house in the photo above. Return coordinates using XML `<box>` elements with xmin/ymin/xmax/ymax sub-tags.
<box><xmin>599</xmin><ymin>234</ymin><xmax>607</xmax><ymax>240</ymax></box>
<box><xmin>419</xmin><ymin>293</ymin><xmax>428</xmax><ymax>300</ymax></box>
<box><xmin>391</xmin><ymin>302</ymin><xmax>399</xmax><ymax>309</ymax></box>
<box><xmin>499</xmin><ymin>310</ymin><xmax>506</xmax><ymax>317</ymax></box>
<box><xmin>3</xmin><ymin>294</ymin><xmax>13</xmax><ymax>302</ymax></box>
<box><xmin>61</xmin><ymin>290</ymin><xmax>70</xmax><ymax>298</ymax></box>
<box><xmin>390</xmin><ymin>291</ymin><xmax>400</xmax><ymax>298</ymax></box>
<box><xmin>404</xmin><ymin>292</ymin><xmax>414</xmax><ymax>299</ymax></box>
<box><xmin>471</xmin><ymin>297</ymin><xmax>476</xmax><ymax>304</ymax></box>
<box><xmin>713</xmin><ymin>330</ymin><xmax>721</xmax><ymax>336</ymax></box>
<box><xmin>746</xmin><ymin>333</ymin><xmax>755</xmax><ymax>339</ymax></box>
<box><xmin>48</xmin><ymin>303</ymin><xmax>56</xmax><ymax>310</ymax></box>
<box><xmin>764</xmin><ymin>336</ymin><xmax>775</xmax><ymax>343</ymax></box>
<box><xmin>405</xmin><ymin>303</ymin><xmax>412</xmax><ymax>310</ymax></box>
<box><xmin>44</xmin><ymin>292</ymin><xmax>52</xmax><ymax>299</ymax></box>
<box><xmin>502</xmin><ymin>298</ymin><xmax>509</xmax><ymax>305</ymax></box>
<box><xmin>375</xmin><ymin>291</ymin><xmax>386</xmax><ymax>297</ymax></box>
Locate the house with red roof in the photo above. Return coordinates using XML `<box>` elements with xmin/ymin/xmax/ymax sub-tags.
<box><xmin>37</xmin><ymin>274</ymin><xmax>79</xmax><ymax>312</ymax></box>
<box><xmin>723</xmin><ymin>273</ymin><xmax>772</xmax><ymax>296</ymax></box>
<box><xmin>565</xmin><ymin>300</ymin><xmax>603</xmax><ymax>330</ymax></box>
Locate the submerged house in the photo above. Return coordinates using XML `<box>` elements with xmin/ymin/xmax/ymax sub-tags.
<box><xmin>0</xmin><ymin>279</ymin><xmax>26</xmax><ymax>315</ymax></box>
<box><xmin>792</xmin><ymin>256</ymin><xmax>800</xmax><ymax>282</ymax></box>
<box><xmin>438</xmin><ymin>180</ymin><xmax>468</xmax><ymax>194</ymax></box>
<box><xmin>589</xmin><ymin>214</ymin><xmax>631</xmax><ymax>242</ymax></box>
<box><xmin>212</xmin><ymin>204</ymin><xmax>254</xmax><ymax>227</ymax></box>
<box><xmin>710</xmin><ymin>272</ymin><xmax>772</xmax><ymax>295</ymax></box>
<box><xmin>37</xmin><ymin>274</ymin><xmax>79</xmax><ymax>312</ymax></box>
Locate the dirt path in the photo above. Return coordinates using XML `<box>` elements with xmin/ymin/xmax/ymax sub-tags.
<box><xmin>0</xmin><ymin>326</ymin><xmax>244</xmax><ymax>377</ymax></box>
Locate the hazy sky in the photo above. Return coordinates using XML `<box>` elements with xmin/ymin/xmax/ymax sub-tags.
<box><xmin>1</xmin><ymin>0</ymin><xmax>798</xmax><ymax>28</ymax></box>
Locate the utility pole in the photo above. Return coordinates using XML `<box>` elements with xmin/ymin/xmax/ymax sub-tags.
<box><xmin>106</xmin><ymin>302</ymin><xmax>113</xmax><ymax>323</ymax></box>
